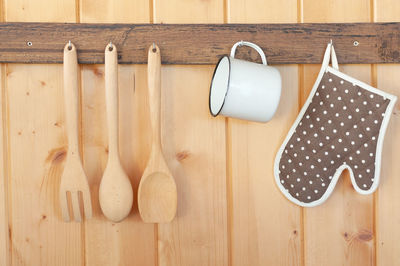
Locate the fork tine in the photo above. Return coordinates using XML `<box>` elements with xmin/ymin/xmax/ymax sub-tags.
<box><xmin>71</xmin><ymin>191</ymin><xmax>82</xmax><ymax>222</ymax></box>
<box><xmin>82</xmin><ymin>191</ymin><xmax>93</xmax><ymax>220</ymax></box>
<box><xmin>60</xmin><ymin>191</ymin><xmax>70</xmax><ymax>222</ymax></box>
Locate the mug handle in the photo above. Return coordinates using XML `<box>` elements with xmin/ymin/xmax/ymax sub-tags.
<box><xmin>230</xmin><ymin>41</ymin><xmax>268</xmax><ymax>65</ymax></box>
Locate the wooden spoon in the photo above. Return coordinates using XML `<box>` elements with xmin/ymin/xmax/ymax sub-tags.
<box><xmin>99</xmin><ymin>43</ymin><xmax>133</xmax><ymax>222</ymax></box>
<box><xmin>138</xmin><ymin>44</ymin><xmax>177</xmax><ymax>223</ymax></box>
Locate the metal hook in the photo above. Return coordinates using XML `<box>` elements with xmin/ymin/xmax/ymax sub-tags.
<box><xmin>330</xmin><ymin>39</ymin><xmax>333</xmax><ymax>45</ymax></box>
<box><xmin>68</xmin><ymin>40</ymin><xmax>72</xmax><ymax>50</ymax></box>
<box><xmin>239</xmin><ymin>40</ymin><xmax>244</xmax><ymax>47</ymax></box>
<box><xmin>152</xmin><ymin>42</ymin><xmax>157</xmax><ymax>52</ymax></box>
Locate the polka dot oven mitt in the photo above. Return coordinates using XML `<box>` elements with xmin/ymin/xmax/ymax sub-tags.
<box><xmin>274</xmin><ymin>42</ymin><xmax>397</xmax><ymax>207</ymax></box>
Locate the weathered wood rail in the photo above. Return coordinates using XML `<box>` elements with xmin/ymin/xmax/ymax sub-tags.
<box><xmin>0</xmin><ymin>22</ymin><xmax>399</xmax><ymax>64</ymax></box>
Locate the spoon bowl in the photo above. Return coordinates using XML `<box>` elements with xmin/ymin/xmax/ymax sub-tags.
<box><xmin>99</xmin><ymin>162</ymin><xmax>133</xmax><ymax>222</ymax></box>
<box><xmin>138</xmin><ymin>171</ymin><xmax>177</xmax><ymax>223</ymax></box>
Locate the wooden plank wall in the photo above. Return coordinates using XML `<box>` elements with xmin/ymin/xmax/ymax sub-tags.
<box><xmin>0</xmin><ymin>0</ymin><xmax>399</xmax><ymax>266</ymax></box>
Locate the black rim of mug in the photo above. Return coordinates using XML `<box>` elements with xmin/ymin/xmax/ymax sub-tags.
<box><xmin>209</xmin><ymin>55</ymin><xmax>231</xmax><ymax>117</ymax></box>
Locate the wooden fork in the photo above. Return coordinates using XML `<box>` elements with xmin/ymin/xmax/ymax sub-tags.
<box><xmin>60</xmin><ymin>42</ymin><xmax>92</xmax><ymax>222</ymax></box>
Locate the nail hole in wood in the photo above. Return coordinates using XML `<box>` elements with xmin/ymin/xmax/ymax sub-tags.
<box><xmin>26</xmin><ymin>41</ymin><xmax>32</xmax><ymax>47</ymax></box>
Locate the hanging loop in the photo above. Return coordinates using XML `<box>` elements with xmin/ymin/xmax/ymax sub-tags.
<box><xmin>230</xmin><ymin>41</ymin><xmax>267</xmax><ymax>65</ymax></box>
<box><xmin>322</xmin><ymin>41</ymin><xmax>339</xmax><ymax>70</ymax></box>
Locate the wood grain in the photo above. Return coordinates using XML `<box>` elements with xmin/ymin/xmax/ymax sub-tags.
<box><xmin>0</xmin><ymin>0</ymin><xmax>5</xmax><ymax>259</ymax></box>
<box><xmin>374</xmin><ymin>1</ymin><xmax>400</xmax><ymax>265</ymax></box>
<box><xmin>6</xmin><ymin>63</ymin><xmax>84</xmax><ymax>265</ymax></box>
<box><xmin>156</xmin><ymin>66</ymin><xmax>228</xmax><ymax>266</ymax></box>
<box><xmin>302</xmin><ymin>0</ymin><xmax>370</xmax><ymax>22</ymax></box>
<box><xmin>4</xmin><ymin>0</ymin><xmax>75</xmax><ymax>22</ymax></box>
<box><xmin>154</xmin><ymin>2</ymin><xmax>228</xmax><ymax>266</ymax></box>
<box><xmin>80</xmin><ymin>0</ymin><xmax>149</xmax><ymax>23</ymax></box>
<box><xmin>5</xmin><ymin>0</ymin><xmax>83</xmax><ymax>265</ymax></box>
<box><xmin>302</xmin><ymin>1</ymin><xmax>375</xmax><ymax>265</ymax></box>
<box><xmin>375</xmin><ymin>65</ymin><xmax>400</xmax><ymax>266</ymax></box>
<box><xmin>0</xmin><ymin>62</ymin><xmax>10</xmax><ymax>266</ymax></box>
<box><xmin>0</xmin><ymin>3</ymin><xmax>8</xmax><ymax>263</ymax></box>
<box><xmin>80</xmin><ymin>1</ymin><xmax>155</xmax><ymax>265</ymax></box>
<box><xmin>228</xmin><ymin>0</ymin><xmax>298</xmax><ymax>23</ymax></box>
<box><xmin>227</xmin><ymin>0</ymin><xmax>302</xmax><ymax>265</ymax></box>
<box><xmin>154</xmin><ymin>0</ymin><xmax>223</xmax><ymax>23</ymax></box>
<box><xmin>1</xmin><ymin>22</ymin><xmax>400</xmax><ymax>64</ymax></box>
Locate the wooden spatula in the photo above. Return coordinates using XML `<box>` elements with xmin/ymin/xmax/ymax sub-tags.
<box><xmin>138</xmin><ymin>44</ymin><xmax>177</xmax><ymax>223</ymax></box>
<box><xmin>99</xmin><ymin>43</ymin><xmax>133</xmax><ymax>222</ymax></box>
<box><xmin>60</xmin><ymin>42</ymin><xmax>92</xmax><ymax>222</ymax></box>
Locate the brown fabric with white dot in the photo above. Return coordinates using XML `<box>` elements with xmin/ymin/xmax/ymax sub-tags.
<box><xmin>277</xmin><ymin>71</ymin><xmax>391</xmax><ymax>204</ymax></box>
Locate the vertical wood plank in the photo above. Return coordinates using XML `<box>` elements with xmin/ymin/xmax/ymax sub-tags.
<box><xmin>0</xmin><ymin>3</ymin><xmax>9</xmax><ymax>265</ymax></box>
<box><xmin>302</xmin><ymin>0</ymin><xmax>370</xmax><ymax>22</ymax></box>
<box><xmin>80</xmin><ymin>0</ymin><xmax>149</xmax><ymax>23</ymax></box>
<box><xmin>374</xmin><ymin>1</ymin><xmax>400</xmax><ymax>265</ymax></box>
<box><xmin>302</xmin><ymin>1</ymin><xmax>375</xmax><ymax>265</ymax></box>
<box><xmin>80</xmin><ymin>1</ymin><xmax>156</xmax><ymax>266</ymax></box>
<box><xmin>0</xmin><ymin>63</ymin><xmax>9</xmax><ymax>266</ymax></box>
<box><xmin>153</xmin><ymin>2</ymin><xmax>228</xmax><ymax>266</ymax></box>
<box><xmin>0</xmin><ymin>0</ymin><xmax>7</xmax><ymax>262</ymax></box>
<box><xmin>4</xmin><ymin>1</ymin><xmax>82</xmax><ymax>265</ymax></box>
<box><xmin>228</xmin><ymin>0</ymin><xmax>297</xmax><ymax>23</ymax></box>
<box><xmin>227</xmin><ymin>1</ymin><xmax>302</xmax><ymax>266</ymax></box>
<box><xmin>154</xmin><ymin>0</ymin><xmax>223</xmax><ymax>23</ymax></box>
<box><xmin>5</xmin><ymin>0</ymin><xmax>75</xmax><ymax>22</ymax></box>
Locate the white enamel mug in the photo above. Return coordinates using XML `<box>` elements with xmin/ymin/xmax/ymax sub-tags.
<box><xmin>209</xmin><ymin>41</ymin><xmax>281</xmax><ymax>122</ymax></box>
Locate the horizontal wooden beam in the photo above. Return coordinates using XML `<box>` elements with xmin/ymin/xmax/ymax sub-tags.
<box><xmin>0</xmin><ymin>22</ymin><xmax>399</xmax><ymax>64</ymax></box>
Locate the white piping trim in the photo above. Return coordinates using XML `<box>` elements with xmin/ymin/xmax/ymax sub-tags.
<box><xmin>274</xmin><ymin>57</ymin><xmax>397</xmax><ymax>208</ymax></box>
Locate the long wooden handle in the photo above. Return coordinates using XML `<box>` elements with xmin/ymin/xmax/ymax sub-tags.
<box><xmin>63</xmin><ymin>43</ymin><xmax>80</xmax><ymax>155</ymax></box>
<box><xmin>148</xmin><ymin>44</ymin><xmax>162</xmax><ymax>147</ymax></box>
<box><xmin>105</xmin><ymin>44</ymin><xmax>120</xmax><ymax>159</ymax></box>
